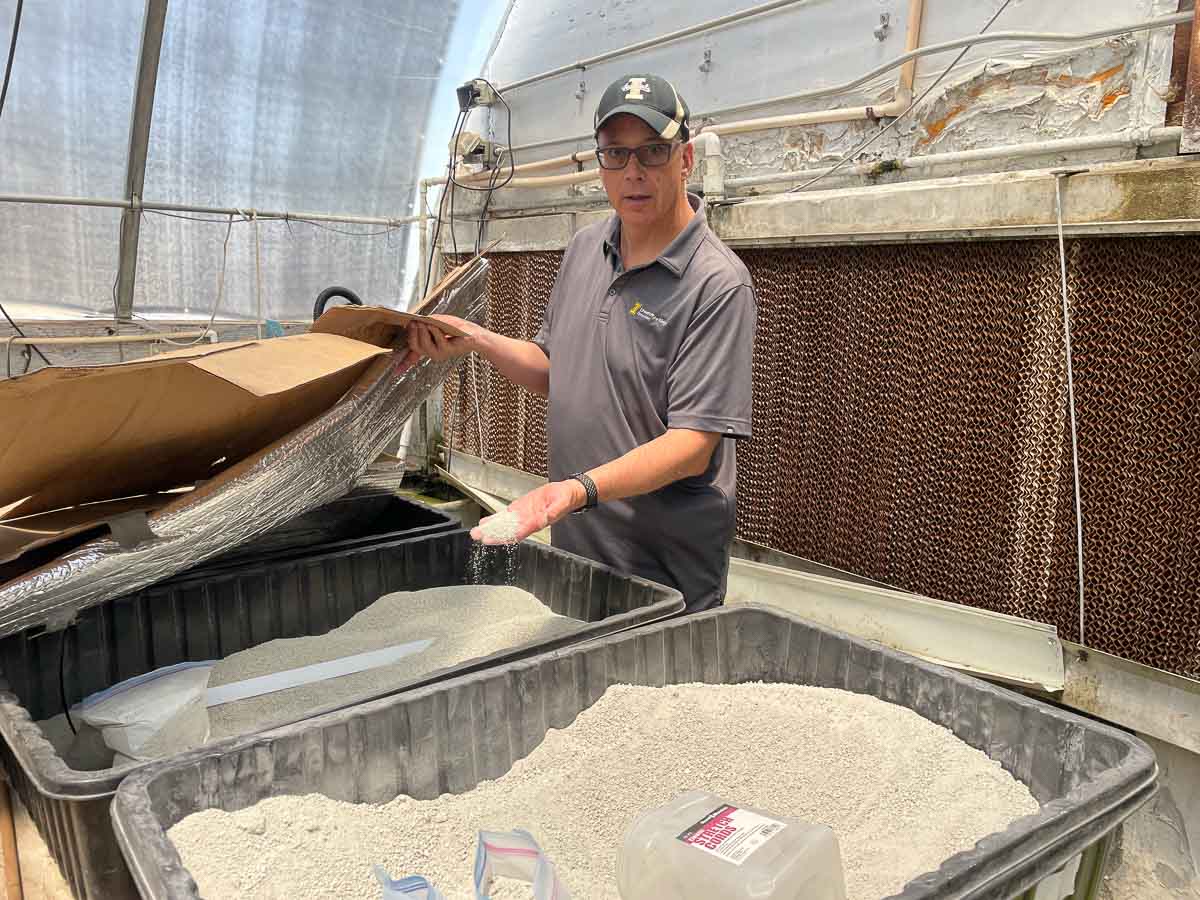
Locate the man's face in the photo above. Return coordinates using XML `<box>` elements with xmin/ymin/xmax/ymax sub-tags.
<box><xmin>596</xmin><ymin>115</ymin><xmax>693</xmax><ymax>230</ymax></box>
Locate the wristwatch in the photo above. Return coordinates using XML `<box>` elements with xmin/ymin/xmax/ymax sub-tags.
<box><xmin>569</xmin><ymin>472</ymin><xmax>598</xmax><ymax>514</ymax></box>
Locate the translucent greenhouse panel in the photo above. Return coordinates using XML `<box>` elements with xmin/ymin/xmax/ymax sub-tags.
<box><xmin>142</xmin><ymin>0</ymin><xmax>456</xmax><ymax>215</ymax></box>
<box><xmin>0</xmin><ymin>203</ymin><xmax>121</xmax><ymax>320</ymax></box>
<box><xmin>0</xmin><ymin>0</ymin><xmax>143</xmax><ymax>197</ymax></box>
<box><xmin>132</xmin><ymin>212</ymin><xmax>414</xmax><ymax>322</ymax></box>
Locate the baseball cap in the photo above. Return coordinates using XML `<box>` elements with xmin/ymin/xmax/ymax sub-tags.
<box><xmin>594</xmin><ymin>74</ymin><xmax>690</xmax><ymax>143</ymax></box>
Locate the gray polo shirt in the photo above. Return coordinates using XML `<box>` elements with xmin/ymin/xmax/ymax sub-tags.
<box><xmin>533</xmin><ymin>194</ymin><xmax>756</xmax><ymax>611</ymax></box>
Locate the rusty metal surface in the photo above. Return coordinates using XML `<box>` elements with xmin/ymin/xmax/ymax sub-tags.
<box><xmin>1167</xmin><ymin>0</ymin><xmax>1194</xmax><ymax>127</ymax></box>
<box><xmin>1184</xmin><ymin>0</ymin><xmax>1200</xmax><ymax>152</ymax></box>
<box><xmin>445</xmin><ymin>241</ymin><xmax>1200</xmax><ymax>678</ymax></box>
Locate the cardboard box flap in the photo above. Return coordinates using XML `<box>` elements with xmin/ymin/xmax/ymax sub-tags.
<box><xmin>312</xmin><ymin>306</ymin><xmax>467</xmax><ymax>344</ymax></box>
<box><xmin>0</xmin><ymin>333</ymin><xmax>391</xmax><ymax>519</ymax></box>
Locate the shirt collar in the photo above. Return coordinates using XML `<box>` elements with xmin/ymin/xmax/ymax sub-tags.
<box><xmin>602</xmin><ymin>193</ymin><xmax>707</xmax><ymax>278</ymax></box>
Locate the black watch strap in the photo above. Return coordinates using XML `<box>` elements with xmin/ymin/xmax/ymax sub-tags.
<box><xmin>569</xmin><ymin>472</ymin><xmax>598</xmax><ymax>513</ymax></box>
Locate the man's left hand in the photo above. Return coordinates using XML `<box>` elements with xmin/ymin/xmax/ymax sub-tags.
<box><xmin>471</xmin><ymin>479</ymin><xmax>588</xmax><ymax>545</ymax></box>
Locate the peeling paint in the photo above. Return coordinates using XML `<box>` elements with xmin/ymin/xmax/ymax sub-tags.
<box><xmin>915</xmin><ymin>42</ymin><xmax>1139</xmax><ymax>149</ymax></box>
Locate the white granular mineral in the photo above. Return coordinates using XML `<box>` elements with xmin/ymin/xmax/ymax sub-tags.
<box><xmin>169</xmin><ymin>683</ymin><xmax>1039</xmax><ymax>900</ymax></box>
<box><xmin>478</xmin><ymin>508</ymin><xmax>523</xmax><ymax>543</ymax></box>
<box><xmin>207</xmin><ymin>585</ymin><xmax>579</xmax><ymax>737</ymax></box>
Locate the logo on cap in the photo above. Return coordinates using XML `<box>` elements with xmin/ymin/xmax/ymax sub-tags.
<box><xmin>623</xmin><ymin>77</ymin><xmax>651</xmax><ymax>101</ymax></box>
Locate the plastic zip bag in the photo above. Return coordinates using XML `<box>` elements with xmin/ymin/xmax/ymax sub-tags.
<box><xmin>374</xmin><ymin>868</ymin><xmax>445</xmax><ymax>899</ymax></box>
<box><xmin>475</xmin><ymin>829</ymin><xmax>571</xmax><ymax>900</ymax></box>
<box><xmin>375</xmin><ymin>829</ymin><xmax>570</xmax><ymax>900</ymax></box>
<box><xmin>76</xmin><ymin>660</ymin><xmax>214</xmax><ymax>761</ymax></box>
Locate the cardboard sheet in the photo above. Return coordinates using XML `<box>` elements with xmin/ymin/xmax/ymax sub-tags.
<box><xmin>311</xmin><ymin>306</ymin><xmax>468</xmax><ymax>343</ymax></box>
<box><xmin>0</xmin><ymin>333</ymin><xmax>390</xmax><ymax>521</ymax></box>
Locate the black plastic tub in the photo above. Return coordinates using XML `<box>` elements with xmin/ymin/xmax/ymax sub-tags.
<box><xmin>111</xmin><ymin>603</ymin><xmax>1156</xmax><ymax>900</ymax></box>
<box><xmin>194</xmin><ymin>488</ymin><xmax>458</xmax><ymax>572</ymax></box>
<box><xmin>0</xmin><ymin>529</ymin><xmax>682</xmax><ymax>900</ymax></box>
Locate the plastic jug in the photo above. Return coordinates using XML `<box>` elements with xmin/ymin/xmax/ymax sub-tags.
<box><xmin>616</xmin><ymin>790</ymin><xmax>847</xmax><ymax>900</ymax></box>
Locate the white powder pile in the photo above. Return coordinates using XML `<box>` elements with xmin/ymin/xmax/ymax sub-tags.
<box><xmin>169</xmin><ymin>683</ymin><xmax>1039</xmax><ymax>900</ymax></box>
<box><xmin>208</xmin><ymin>585</ymin><xmax>580</xmax><ymax>738</ymax></box>
<box><xmin>36</xmin><ymin>715</ymin><xmax>115</xmax><ymax>771</ymax></box>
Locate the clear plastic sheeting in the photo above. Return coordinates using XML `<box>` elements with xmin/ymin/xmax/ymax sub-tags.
<box><xmin>0</xmin><ymin>203</ymin><xmax>122</xmax><ymax>322</ymax></box>
<box><xmin>132</xmin><ymin>212</ymin><xmax>414</xmax><ymax>322</ymax></box>
<box><xmin>143</xmin><ymin>0</ymin><xmax>454</xmax><ymax>214</ymax></box>
<box><xmin>0</xmin><ymin>260</ymin><xmax>490</xmax><ymax>640</ymax></box>
<box><xmin>0</xmin><ymin>0</ymin><xmax>142</xmax><ymax>198</ymax></box>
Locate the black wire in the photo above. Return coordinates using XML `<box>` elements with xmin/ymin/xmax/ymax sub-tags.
<box><xmin>0</xmin><ymin>2</ymin><xmax>47</xmax><ymax>368</ymax></box>
<box><xmin>422</xmin><ymin>79</ymin><xmax>515</xmax><ymax>285</ymax></box>
<box><xmin>1</xmin><ymin>299</ymin><xmax>50</xmax><ymax>366</ymax></box>
<box><xmin>0</xmin><ymin>0</ymin><xmax>22</xmax><ymax>124</ymax></box>
<box><xmin>59</xmin><ymin>629</ymin><xmax>77</xmax><ymax>735</ymax></box>
<box><xmin>447</xmin><ymin>78</ymin><xmax>517</xmax><ymax>194</ymax></box>
<box><xmin>424</xmin><ymin>108</ymin><xmax>466</xmax><ymax>289</ymax></box>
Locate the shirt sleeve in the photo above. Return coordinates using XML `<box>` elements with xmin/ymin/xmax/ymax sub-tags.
<box><xmin>667</xmin><ymin>282</ymin><xmax>757</xmax><ymax>438</ymax></box>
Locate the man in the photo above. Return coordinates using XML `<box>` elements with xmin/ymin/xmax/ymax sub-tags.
<box><xmin>407</xmin><ymin>73</ymin><xmax>756</xmax><ymax>612</ymax></box>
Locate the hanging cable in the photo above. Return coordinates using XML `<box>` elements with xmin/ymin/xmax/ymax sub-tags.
<box><xmin>59</xmin><ymin>628</ymin><xmax>77</xmax><ymax>735</ymax></box>
<box><xmin>788</xmin><ymin>0</ymin><xmax>1016</xmax><ymax>194</ymax></box>
<box><xmin>425</xmin><ymin>108</ymin><xmax>467</xmax><ymax>289</ymax></box>
<box><xmin>1054</xmin><ymin>169</ymin><xmax>1089</xmax><ymax>646</ymax></box>
<box><xmin>0</xmin><ymin>0</ymin><xmax>50</xmax><ymax>370</ymax></box>
<box><xmin>151</xmin><ymin>213</ymin><xmax>234</xmax><ymax>347</ymax></box>
<box><xmin>448</xmin><ymin>79</ymin><xmax>517</xmax><ymax>194</ymax></box>
<box><xmin>0</xmin><ymin>0</ymin><xmax>22</xmax><ymax>124</ymax></box>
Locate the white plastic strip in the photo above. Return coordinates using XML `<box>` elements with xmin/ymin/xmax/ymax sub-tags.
<box><xmin>205</xmin><ymin>639</ymin><xmax>434</xmax><ymax>708</ymax></box>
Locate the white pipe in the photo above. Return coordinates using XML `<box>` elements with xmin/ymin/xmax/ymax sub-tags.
<box><xmin>504</xmin><ymin>10</ymin><xmax>1194</xmax><ymax>156</ymax></box>
<box><xmin>0</xmin><ymin>193</ymin><xmax>424</xmax><ymax>228</ymax></box>
<box><xmin>5</xmin><ymin>330</ymin><xmax>215</xmax><ymax>346</ymax></box>
<box><xmin>456</xmin><ymin>150</ymin><xmax>593</xmax><ymax>184</ymax></box>
<box><xmin>709</xmin><ymin>106</ymin><xmax>879</xmax><ymax>138</ymax></box>
<box><xmin>693</xmin><ymin>132</ymin><xmax>725</xmax><ymax>200</ymax></box>
<box><xmin>722</xmin><ymin>127</ymin><xmax>1182</xmax><ymax>191</ymax></box>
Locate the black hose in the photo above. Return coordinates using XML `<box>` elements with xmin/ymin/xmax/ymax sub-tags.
<box><xmin>312</xmin><ymin>286</ymin><xmax>363</xmax><ymax>322</ymax></box>
<box><xmin>59</xmin><ymin>629</ymin><xmax>76</xmax><ymax>735</ymax></box>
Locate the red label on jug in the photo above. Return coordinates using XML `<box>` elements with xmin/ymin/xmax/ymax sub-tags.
<box><xmin>677</xmin><ymin>805</ymin><xmax>787</xmax><ymax>866</ymax></box>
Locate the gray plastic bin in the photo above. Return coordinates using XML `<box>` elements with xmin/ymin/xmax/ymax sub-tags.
<box><xmin>111</xmin><ymin>604</ymin><xmax>1155</xmax><ymax>900</ymax></box>
<box><xmin>195</xmin><ymin>488</ymin><xmax>458</xmax><ymax>572</ymax></box>
<box><xmin>0</xmin><ymin>529</ymin><xmax>682</xmax><ymax>900</ymax></box>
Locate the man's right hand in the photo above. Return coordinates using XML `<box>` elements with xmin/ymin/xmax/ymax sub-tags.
<box><xmin>402</xmin><ymin>315</ymin><xmax>488</xmax><ymax>367</ymax></box>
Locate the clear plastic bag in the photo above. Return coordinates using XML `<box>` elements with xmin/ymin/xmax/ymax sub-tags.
<box><xmin>374</xmin><ymin>868</ymin><xmax>445</xmax><ymax>899</ymax></box>
<box><xmin>76</xmin><ymin>661</ymin><xmax>214</xmax><ymax>761</ymax></box>
<box><xmin>475</xmin><ymin>829</ymin><xmax>571</xmax><ymax>900</ymax></box>
<box><xmin>374</xmin><ymin>829</ymin><xmax>570</xmax><ymax>900</ymax></box>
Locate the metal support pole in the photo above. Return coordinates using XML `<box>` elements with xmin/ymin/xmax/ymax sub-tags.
<box><xmin>114</xmin><ymin>0</ymin><xmax>169</xmax><ymax>321</ymax></box>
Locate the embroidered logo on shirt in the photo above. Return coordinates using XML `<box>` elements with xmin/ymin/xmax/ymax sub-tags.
<box><xmin>629</xmin><ymin>301</ymin><xmax>668</xmax><ymax>328</ymax></box>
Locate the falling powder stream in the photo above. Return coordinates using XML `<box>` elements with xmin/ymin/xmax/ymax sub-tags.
<box><xmin>468</xmin><ymin>508</ymin><xmax>524</xmax><ymax>585</ymax></box>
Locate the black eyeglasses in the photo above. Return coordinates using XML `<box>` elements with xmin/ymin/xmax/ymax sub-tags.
<box><xmin>595</xmin><ymin>141</ymin><xmax>678</xmax><ymax>170</ymax></box>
